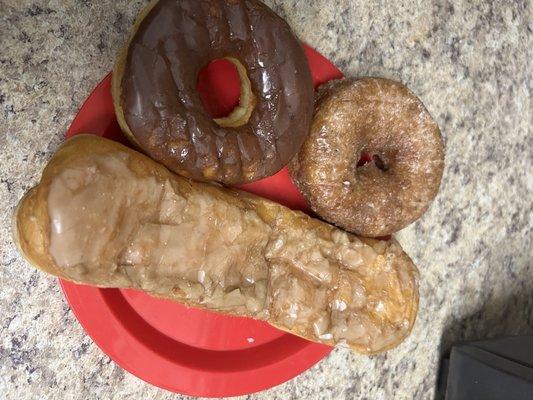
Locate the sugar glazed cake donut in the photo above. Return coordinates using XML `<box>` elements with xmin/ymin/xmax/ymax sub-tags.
<box><xmin>290</xmin><ymin>78</ymin><xmax>445</xmax><ymax>237</ymax></box>
<box><xmin>112</xmin><ymin>0</ymin><xmax>314</xmax><ymax>184</ymax></box>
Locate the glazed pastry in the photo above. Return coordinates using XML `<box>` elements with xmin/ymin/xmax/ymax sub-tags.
<box><xmin>112</xmin><ymin>0</ymin><xmax>314</xmax><ymax>184</ymax></box>
<box><xmin>290</xmin><ymin>78</ymin><xmax>444</xmax><ymax>237</ymax></box>
<box><xmin>14</xmin><ymin>135</ymin><xmax>419</xmax><ymax>354</ymax></box>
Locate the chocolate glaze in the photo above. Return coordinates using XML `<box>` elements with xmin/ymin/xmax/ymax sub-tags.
<box><xmin>118</xmin><ymin>0</ymin><xmax>314</xmax><ymax>184</ymax></box>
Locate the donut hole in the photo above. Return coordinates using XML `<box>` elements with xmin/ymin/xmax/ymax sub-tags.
<box><xmin>372</xmin><ymin>155</ymin><xmax>389</xmax><ymax>172</ymax></box>
<box><xmin>356</xmin><ymin>152</ymin><xmax>373</xmax><ymax>167</ymax></box>
<box><xmin>197</xmin><ymin>59</ymin><xmax>240</xmax><ymax>119</ymax></box>
<box><xmin>196</xmin><ymin>57</ymin><xmax>256</xmax><ymax>128</ymax></box>
<box><xmin>356</xmin><ymin>152</ymin><xmax>389</xmax><ymax>171</ymax></box>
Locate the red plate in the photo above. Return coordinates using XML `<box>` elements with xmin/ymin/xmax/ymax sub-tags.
<box><xmin>60</xmin><ymin>45</ymin><xmax>343</xmax><ymax>397</ymax></box>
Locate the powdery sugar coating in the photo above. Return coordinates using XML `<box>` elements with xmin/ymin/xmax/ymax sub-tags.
<box><xmin>290</xmin><ymin>78</ymin><xmax>444</xmax><ymax>237</ymax></box>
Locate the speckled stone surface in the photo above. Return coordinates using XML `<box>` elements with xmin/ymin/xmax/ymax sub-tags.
<box><xmin>0</xmin><ymin>1</ymin><xmax>531</xmax><ymax>399</ymax></box>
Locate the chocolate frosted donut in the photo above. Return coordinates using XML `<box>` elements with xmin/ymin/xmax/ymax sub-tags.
<box><xmin>112</xmin><ymin>0</ymin><xmax>314</xmax><ymax>184</ymax></box>
<box><xmin>290</xmin><ymin>78</ymin><xmax>444</xmax><ymax>237</ymax></box>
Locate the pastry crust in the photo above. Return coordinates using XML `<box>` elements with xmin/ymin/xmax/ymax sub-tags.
<box><xmin>14</xmin><ymin>135</ymin><xmax>419</xmax><ymax>354</ymax></box>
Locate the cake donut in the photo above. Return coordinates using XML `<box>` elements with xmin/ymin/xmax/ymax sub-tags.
<box><xmin>112</xmin><ymin>0</ymin><xmax>314</xmax><ymax>184</ymax></box>
<box><xmin>290</xmin><ymin>78</ymin><xmax>444</xmax><ymax>237</ymax></box>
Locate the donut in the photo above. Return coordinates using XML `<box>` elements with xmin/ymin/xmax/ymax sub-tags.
<box><xmin>112</xmin><ymin>0</ymin><xmax>314</xmax><ymax>184</ymax></box>
<box><xmin>290</xmin><ymin>78</ymin><xmax>444</xmax><ymax>237</ymax></box>
<box><xmin>15</xmin><ymin>135</ymin><xmax>419</xmax><ymax>354</ymax></box>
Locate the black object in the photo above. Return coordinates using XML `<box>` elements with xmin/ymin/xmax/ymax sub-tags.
<box><xmin>437</xmin><ymin>336</ymin><xmax>533</xmax><ymax>400</ymax></box>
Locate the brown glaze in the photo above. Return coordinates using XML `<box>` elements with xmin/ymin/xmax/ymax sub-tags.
<box><xmin>290</xmin><ymin>78</ymin><xmax>445</xmax><ymax>237</ymax></box>
<box><xmin>114</xmin><ymin>0</ymin><xmax>314</xmax><ymax>184</ymax></box>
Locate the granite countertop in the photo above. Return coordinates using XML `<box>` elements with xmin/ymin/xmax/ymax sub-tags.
<box><xmin>0</xmin><ymin>1</ymin><xmax>531</xmax><ymax>399</ymax></box>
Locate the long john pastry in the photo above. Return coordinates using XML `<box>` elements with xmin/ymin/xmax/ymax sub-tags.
<box><xmin>14</xmin><ymin>135</ymin><xmax>419</xmax><ymax>354</ymax></box>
